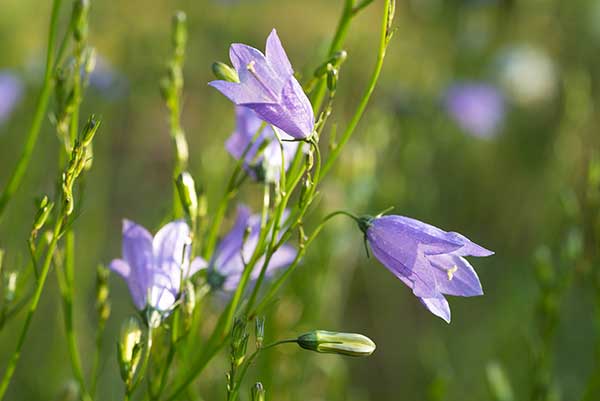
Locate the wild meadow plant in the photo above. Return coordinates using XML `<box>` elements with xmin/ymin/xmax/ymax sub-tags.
<box><xmin>0</xmin><ymin>0</ymin><xmax>499</xmax><ymax>400</ymax></box>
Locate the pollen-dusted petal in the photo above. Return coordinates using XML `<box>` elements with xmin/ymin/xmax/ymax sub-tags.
<box><xmin>420</xmin><ymin>296</ymin><xmax>451</xmax><ymax>323</ymax></box>
<box><xmin>265</xmin><ymin>29</ymin><xmax>294</xmax><ymax>79</ymax></box>
<box><xmin>427</xmin><ymin>253</ymin><xmax>483</xmax><ymax>296</ymax></box>
<box><xmin>152</xmin><ymin>220</ymin><xmax>191</xmax><ymax>293</ymax></box>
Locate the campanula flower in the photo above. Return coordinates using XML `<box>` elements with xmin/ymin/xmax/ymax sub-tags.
<box><xmin>206</xmin><ymin>205</ymin><xmax>296</xmax><ymax>292</ymax></box>
<box><xmin>226</xmin><ymin>106</ymin><xmax>300</xmax><ymax>182</ymax></box>
<box><xmin>210</xmin><ymin>29</ymin><xmax>315</xmax><ymax>139</ymax></box>
<box><xmin>361</xmin><ymin>214</ymin><xmax>493</xmax><ymax>322</ymax></box>
<box><xmin>110</xmin><ymin>219</ymin><xmax>206</xmax><ymax>313</ymax></box>
<box><xmin>443</xmin><ymin>82</ymin><xmax>505</xmax><ymax>138</ymax></box>
<box><xmin>0</xmin><ymin>72</ymin><xmax>23</xmax><ymax>125</ymax></box>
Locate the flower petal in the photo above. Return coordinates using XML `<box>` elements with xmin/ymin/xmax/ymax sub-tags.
<box><xmin>152</xmin><ymin>220</ymin><xmax>191</xmax><ymax>293</ymax></box>
<box><xmin>110</xmin><ymin>258</ymin><xmax>147</xmax><ymax>310</ymax></box>
<box><xmin>427</xmin><ymin>253</ymin><xmax>483</xmax><ymax>296</ymax></box>
<box><xmin>419</xmin><ymin>295</ymin><xmax>451</xmax><ymax>323</ymax></box>
<box><xmin>121</xmin><ymin>219</ymin><xmax>154</xmax><ymax>309</ymax></box>
<box><xmin>213</xmin><ymin>205</ymin><xmax>252</xmax><ymax>275</ymax></box>
<box><xmin>265</xmin><ymin>29</ymin><xmax>294</xmax><ymax>79</ymax></box>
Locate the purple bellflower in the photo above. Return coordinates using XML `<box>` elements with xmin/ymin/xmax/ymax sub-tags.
<box><xmin>110</xmin><ymin>220</ymin><xmax>206</xmax><ymax>315</ymax></box>
<box><xmin>226</xmin><ymin>106</ymin><xmax>300</xmax><ymax>183</ymax></box>
<box><xmin>206</xmin><ymin>205</ymin><xmax>296</xmax><ymax>292</ymax></box>
<box><xmin>209</xmin><ymin>29</ymin><xmax>315</xmax><ymax>139</ymax></box>
<box><xmin>360</xmin><ymin>214</ymin><xmax>493</xmax><ymax>322</ymax></box>
<box><xmin>443</xmin><ymin>82</ymin><xmax>505</xmax><ymax>138</ymax></box>
<box><xmin>0</xmin><ymin>72</ymin><xmax>23</xmax><ymax>125</ymax></box>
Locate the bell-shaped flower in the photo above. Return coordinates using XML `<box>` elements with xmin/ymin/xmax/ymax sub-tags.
<box><xmin>206</xmin><ymin>205</ymin><xmax>296</xmax><ymax>292</ymax></box>
<box><xmin>209</xmin><ymin>29</ymin><xmax>315</xmax><ymax>139</ymax></box>
<box><xmin>226</xmin><ymin>106</ymin><xmax>301</xmax><ymax>183</ymax></box>
<box><xmin>110</xmin><ymin>219</ymin><xmax>206</xmax><ymax>314</ymax></box>
<box><xmin>0</xmin><ymin>71</ymin><xmax>23</xmax><ymax>125</ymax></box>
<box><xmin>362</xmin><ymin>214</ymin><xmax>493</xmax><ymax>323</ymax></box>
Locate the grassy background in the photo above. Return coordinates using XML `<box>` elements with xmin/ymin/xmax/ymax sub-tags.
<box><xmin>0</xmin><ymin>0</ymin><xmax>598</xmax><ymax>400</ymax></box>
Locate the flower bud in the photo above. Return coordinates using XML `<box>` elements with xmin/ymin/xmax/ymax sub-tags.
<box><xmin>231</xmin><ymin>318</ymin><xmax>249</xmax><ymax>367</ymax></box>
<box><xmin>296</xmin><ymin>330</ymin><xmax>376</xmax><ymax>357</ymax></box>
<box><xmin>255</xmin><ymin>316</ymin><xmax>265</xmax><ymax>349</ymax></box>
<box><xmin>81</xmin><ymin>115</ymin><xmax>100</xmax><ymax>147</ymax></box>
<box><xmin>96</xmin><ymin>265</ymin><xmax>111</xmax><ymax>322</ymax></box>
<box><xmin>83</xmin><ymin>46</ymin><xmax>97</xmax><ymax>77</ymax></box>
<box><xmin>326</xmin><ymin>65</ymin><xmax>338</xmax><ymax>92</ymax></box>
<box><xmin>251</xmin><ymin>382</ymin><xmax>265</xmax><ymax>401</ymax></box>
<box><xmin>118</xmin><ymin>316</ymin><xmax>144</xmax><ymax>383</ymax></box>
<box><xmin>176</xmin><ymin>171</ymin><xmax>198</xmax><ymax>220</ymax></box>
<box><xmin>33</xmin><ymin>195</ymin><xmax>54</xmax><ymax>233</ymax></box>
<box><xmin>3</xmin><ymin>271</ymin><xmax>18</xmax><ymax>304</ymax></box>
<box><xmin>212</xmin><ymin>62</ymin><xmax>240</xmax><ymax>83</ymax></box>
<box><xmin>72</xmin><ymin>0</ymin><xmax>90</xmax><ymax>42</ymax></box>
<box><xmin>183</xmin><ymin>281</ymin><xmax>196</xmax><ymax>328</ymax></box>
<box><xmin>172</xmin><ymin>11</ymin><xmax>187</xmax><ymax>58</ymax></box>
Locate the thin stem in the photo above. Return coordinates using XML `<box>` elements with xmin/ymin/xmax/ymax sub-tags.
<box><xmin>0</xmin><ymin>0</ymin><xmax>64</xmax><ymax>221</ymax></box>
<box><xmin>0</xmin><ymin>217</ymin><xmax>63</xmax><ymax>399</ymax></box>
<box><xmin>321</xmin><ymin>0</ymin><xmax>392</xmax><ymax>178</ymax></box>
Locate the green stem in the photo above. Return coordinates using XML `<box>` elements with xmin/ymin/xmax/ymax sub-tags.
<box><xmin>0</xmin><ymin>217</ymin><xmax>63</xmax><ymax>399</ymax></box>
<box><xmin>0</xmin><ymin>0</ymin><xmax>64</xmax><ymax>221</ymax></box>
<box><xmin>321</xmin><ymin>0</ymin><xmax>391</xmax><ymax>178</ymax></box>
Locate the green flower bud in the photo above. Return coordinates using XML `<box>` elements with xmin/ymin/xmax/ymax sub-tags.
<box><xmin>231</xmin><ymin>318</ymin><xmax>249</xmax><ymax>367</ymax></box>
<box><xmin>255</xmin><ymin>316</ymin><xmax>265</xmax><ymax>349</ymax></box>
<box><xmin>83</xmin><ymin>46</ymin><xmax>97</xmax><ymax>77</ymax></box>
<box><xmin>172</xmin><ymin>11</ymin><xmax>187</xmax><ymax>58</ymax></box>
<box><xmin>176</xmin><ymin>171</ymin><xmax>198</xmax><ymax>219</ymax></box>
<box><xmin>251</xmin><ymin>382</ymin><xmax>265</xmax><ymax>401</ymax></box>
<box><xmin>297</xmin><ymin>330</ymin><xmax>376</xmax><ymax>357</ymax></box>
<box><xmin>72</xmin><ymin>0</ymin><xmax>90</xmax><ymax>42</ymax></box>
<box><xmin>3</xmin><ymin>271</ymin><xmax>18</xmax><ymax>304</ymax></box>
<box><xmin>81</xmin><ymin>115</ymin><xmax>100</xmax><ymax>147</ymax></box>
<box><xmin>327</xmin><ymin>65</ymin><xmax>338</xmax><ymax>92</ymax></box>
<box><xmin>212</xmin><ymin>62</ymin><xmax>240</xmax><ymax>83</ymax></box>
<box><xmin>33</xmin><ymin>195</ymin><xmax>54</xmax><ymax>233</ymax></box>
<box><xmin>118</xmin><ymin>317</ymin><xmax>144</xmax><ymax>383</ymax></box>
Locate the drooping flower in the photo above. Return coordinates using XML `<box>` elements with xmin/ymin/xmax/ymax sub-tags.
<box><xmin>0</xmin><ymin>72</ymin><xmax>23</xmax><ymax>125</ymax></box>
<box><xmin>360</xmin><ymin>214</ymin><xmax>493</xmax><ymax>322</ymax></box>
<box><xmin>226</xmin><ymin>106</ymin><xmax>300</xmax><ymax>182</ymax></box>
<box><xmin>206</xmin><ymin>205</ymin><xmax>296</xmax><ymax>292</ymax></box>
<box><xmin>443</xmin><ymin>82</ymin><xmax>505</xmax><ymax>138</ymax></box>
<box><xmin>110</xmin><ymin>220</ymin><xmax>206</xmax><ymax>314</ymax></box>
<box><xmin>209</xmin><ymin>29</ymin><xmax>315</xmax><ymax>139</ymax></box>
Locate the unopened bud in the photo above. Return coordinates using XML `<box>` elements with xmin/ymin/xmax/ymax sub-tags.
<box><xmin>231</xmin><ymin>318</ymin><xmax>249</xmax><ymax>367</ymax></box>
<box><xmin>314</xmin><ymin>50</ymin><xmax>347</xmax><ymax>78</ymax></box>
<box><xmin>81</xmin><ymin>115</ymin><xmax>100</xmax><ymax>147</ymax></box>
<box><xmin>327</xmin><ymin>65</ymin><xmax>338</xmax><ymax>92</ymax></box>
<box><xmin>4</xmin><ymin>271</ymin><xmax>18</xmax><ymax>304</ymax></box>
<box><xmin>33</xmin><ymin>195</ymin><xmax>54</xmax><ymax>232</ymax></box>
<box><xmin>176</xmin><ymin>171</ymin><xmax>198</xmax><ymax>219</ymax></box>
<box><xmin>96</xmin><ymin>265</ymin><xmax>111</xmax><ymax>322</ymax></box>
<box><xmin>72</xmin><ymin>0</ymin><xmax>90</xmax><ymax>42</ymax></box>
<box><xmin>83</xmin><ymin>47</ymin><xmax>97</xmax><ymax>76</ymax></box>
<box><xmin>255</xmin><ymin>316</ymin><xmax>265</xmax><ymax>349</ymax></box>
<box><xmin>118</xmin><ymin>317</ymin><xmax>144</xmax><ymax>383</ymax></box>
<box><xmin>172</xmin><ymin>11</ymin><xmax>187</xmax><ymax>58</ymax></box>
<box><xmin>183</xmin><ymin>281</ymin><xmax>196</xmax><ymax>320</ymax></box>
<box><xmin>251</xmin><ymin>382</ymin><xmax>265</xmax><ymax>401</ymax></box>
<box><xmin>212</xmin><ymin>62</ymin><xmax>239</xmax><ymax>83</ymax></box>
<box><xmin>297</xmin><ymin>330</ymin><xmax>376</xmax><ymax>357</ymax></box>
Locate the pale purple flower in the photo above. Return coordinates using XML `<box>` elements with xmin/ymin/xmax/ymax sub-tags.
<box><xmin>0</xmin><ymin>72</ymin><xmax>23</xmax><ymax>125</ymax></box>
<box><xmin>362</xmin><ymin>214</ymin><xmax>493</xmax><ymax>322</ymax></box>
<box><xmin>209</xmin><ymin>29</ymin><xmax>315</xmax><ymax>139</ymax></box>
<box><xmin>227</xmin><ymin>106</ymin><xmax>300</xmax><ymax>182</ymax></box>
<box><xmin>206</xmin><ymin>205</ymin><xmax>296</xmax><ymax>292</ymax></box>
<box><xmin>110</xmin><ymin>220</ymin><xmax>206</xmax><ymax>313</ymax></box>
<box><xmin>443</xmin><ymin>83</ymin><xmax>505</xmax><ymax>138</ymax></box>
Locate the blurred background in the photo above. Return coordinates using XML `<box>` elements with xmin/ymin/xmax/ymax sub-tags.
<box><xmin>1</xmin><ymin>0</ymin><xmax>599</xmax><ymax>400</ymax></box>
